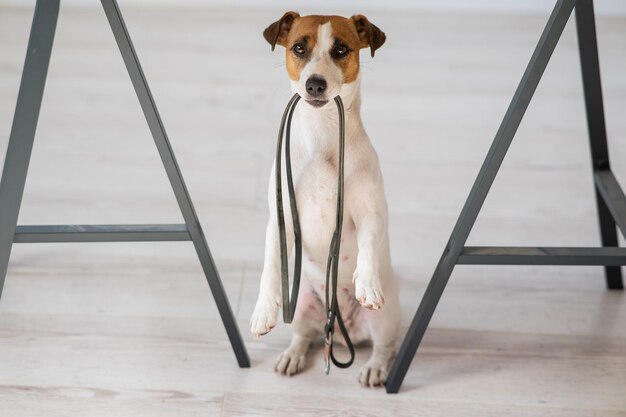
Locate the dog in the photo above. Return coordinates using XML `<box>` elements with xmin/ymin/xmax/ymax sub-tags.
<box><xmin>250</xmin><ymin>12</ymin><xmax>400</xmax><ymax>387</ymax></box>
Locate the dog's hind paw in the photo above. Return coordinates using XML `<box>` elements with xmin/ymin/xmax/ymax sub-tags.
<box><xmin>275</xmin><ymin>347</ymin><xmax>307</xmax><ymax>376</ymax></box>
<box><xmin>359</xmin><ymin>361</ymin><xmax>388</xmax><ymax>388</ymax></box>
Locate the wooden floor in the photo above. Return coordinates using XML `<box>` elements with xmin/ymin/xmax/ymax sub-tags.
<box><xmin>1</xmin><ymin>4</ymin><xmax>625</xmax><ymax>416</ymax></box>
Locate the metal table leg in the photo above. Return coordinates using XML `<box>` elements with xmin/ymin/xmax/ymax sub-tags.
<box><xmin>0</xmin><ymin>0</ymin><xmax>249</xmax><ymax>368</ymax></box>
<box><xmin>576</xmin><ymin>0</ymin><xmax>624</xmax><ymax>289</ymax></box>
<box><xmin>0</xmin><ymin>0</ymin><xmax>60</xmax><ymax>300</ymax></box>
<box><xmin>385</xmin><ymin>0</ymin><xmax>578</xmax><ymax>393</ymax></box>
<box><xmin>100</xmin><ymin>0</ymin><xmax>250</xmax><ymax>367</ymax></box>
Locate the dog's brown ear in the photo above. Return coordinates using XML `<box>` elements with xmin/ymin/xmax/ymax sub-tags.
<box><xmin>351</xmin><ymin>15</ymin><xmax>386</xmax><ymax>57</ymax></box>
<box><xmin>263</xmin><ymin>11</ymin><xmax>300</xmax><ymax>51</ymax></box>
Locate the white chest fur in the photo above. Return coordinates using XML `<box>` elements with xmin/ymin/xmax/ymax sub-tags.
<box><xmin>287</xmin><ymin>98</ymin><xmax>363</xmax><ymax>284</ymax></box>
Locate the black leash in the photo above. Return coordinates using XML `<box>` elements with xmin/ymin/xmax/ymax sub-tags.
<box><xmin>274</xmin><ymin>93</ymin><xmax>355</xmax><ymax>374</ymax></box>
<box><xmin>275</xmin><ymin>93</ymin><xmax>302</xmax><ymax>324</ymax></box>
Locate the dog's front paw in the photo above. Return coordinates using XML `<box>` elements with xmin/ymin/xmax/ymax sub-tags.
<box><xmin>353</xmin><ymin>269</ymin><xmax>385</xmax><ymax>310</ymax></box>
<box><xmin>250</xmin><ymin>296</ymin><xmax>280</xmax><ymax>338</ymax></box>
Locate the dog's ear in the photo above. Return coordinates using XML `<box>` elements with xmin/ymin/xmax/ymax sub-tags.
<box><xmin>263</xmin><ymin>11</ymin><xmax>300</xmax><ymax>51</ymax></box>
<box><xmin>351</xmin><ymin>15</ymin><xmax>386</xmax><ymax>58</ymax></box>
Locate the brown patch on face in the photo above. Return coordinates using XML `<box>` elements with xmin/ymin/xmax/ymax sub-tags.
<box><xmin>284</xmin><ymin>16</ymin><xmax>363</xmax><ymax>83</ymax></box>
<box><xmin>327</xmin><ymin>16</ymin><xmax>362</xmax><ymax>83</ymax></box>
<box><xmin>284</xmin><ymin>16</ymin><xmax>322</xmax><ymax>81</ymax></box>
<box><xmin>264</xmin><ymin>13</ymin><xmax>384</xmax><ymax>84</ymax></box>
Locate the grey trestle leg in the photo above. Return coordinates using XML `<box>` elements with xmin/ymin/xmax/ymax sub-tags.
<box><xmin>385</xmin><ymin>0</ymin><xmax>625</xmax><ymax>393</ymax></box>
<box><xmin>0</xmin><ymin>0</ymin><xmax>249</xmax><ymax>368</ymax></box>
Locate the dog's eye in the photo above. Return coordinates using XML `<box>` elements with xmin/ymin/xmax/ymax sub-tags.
<box><xmin>332</xmin><ymin>45</ymin><xmax>349</xmax><ymax>58</ymax></box>
<box><xmin>292</xmin><ymin>43</ymin><xmax>306</xmax><ymax>55</ymax></box>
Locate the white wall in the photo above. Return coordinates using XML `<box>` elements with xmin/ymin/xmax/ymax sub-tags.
<box><xmin>2</xmin><ymin>0</ymin><xmax>626</xmax><ymax>16</ymax></box>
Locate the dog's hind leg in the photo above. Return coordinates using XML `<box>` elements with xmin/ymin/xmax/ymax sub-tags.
<box><xmin>358</xmin><ymin>274</ymin><xmax>400</xmax><ymax>387</ymax></box>
<box><xmin>275</xmin><ymin>286</ymin><xmax>325</xmax><ymax>376</ymax></box>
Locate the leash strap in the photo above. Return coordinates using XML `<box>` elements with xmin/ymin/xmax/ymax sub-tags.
<box><xmin>275</xmin><ymin>93</ymin><xmax>302</xmax><ymax>323</ymax></box>
<box><xmin>323</xmin><ymin>96</ymin><xmax>355</xmax><ymax>373</ymax></box>
<box><xmin>275</xmin><ymin>93</ymin><xmax>355</xmax><ymax>372</ymax></box>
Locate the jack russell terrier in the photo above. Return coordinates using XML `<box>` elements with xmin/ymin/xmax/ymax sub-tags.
<box><xmin>250</xmin><ymin>12</ymin><xmax>400</xmax><ymax>387</ymax></box>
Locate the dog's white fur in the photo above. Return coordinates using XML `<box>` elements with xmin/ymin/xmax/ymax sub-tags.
<box><xmin>251</xmin><ymin>21</ymin><xmax>400</xmax><ymax>387</ymax></box>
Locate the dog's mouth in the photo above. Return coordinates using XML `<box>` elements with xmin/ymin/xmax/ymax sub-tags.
<box><xmin>305</xmin><ymin>99</ymin><xmax>329</xmax><ymax>108</ymax></box>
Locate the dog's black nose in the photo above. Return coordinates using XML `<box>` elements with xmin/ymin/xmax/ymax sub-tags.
<box><xmin>306</xmin><ymin>76</ymin><xmax>327</xmax><ymax>97</ymax></box>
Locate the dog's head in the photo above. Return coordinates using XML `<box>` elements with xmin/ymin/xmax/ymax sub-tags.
<box><xmin>263</xmin><ymin>13</ymin><xmax>385</xmax><ymax>108</ymax></box>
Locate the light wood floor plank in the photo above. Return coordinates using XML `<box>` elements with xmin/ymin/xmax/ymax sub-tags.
<box><xmin>222</xmin><ymin>392</ymin><xmax>626</xmax><ymax>417</ymax></box>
